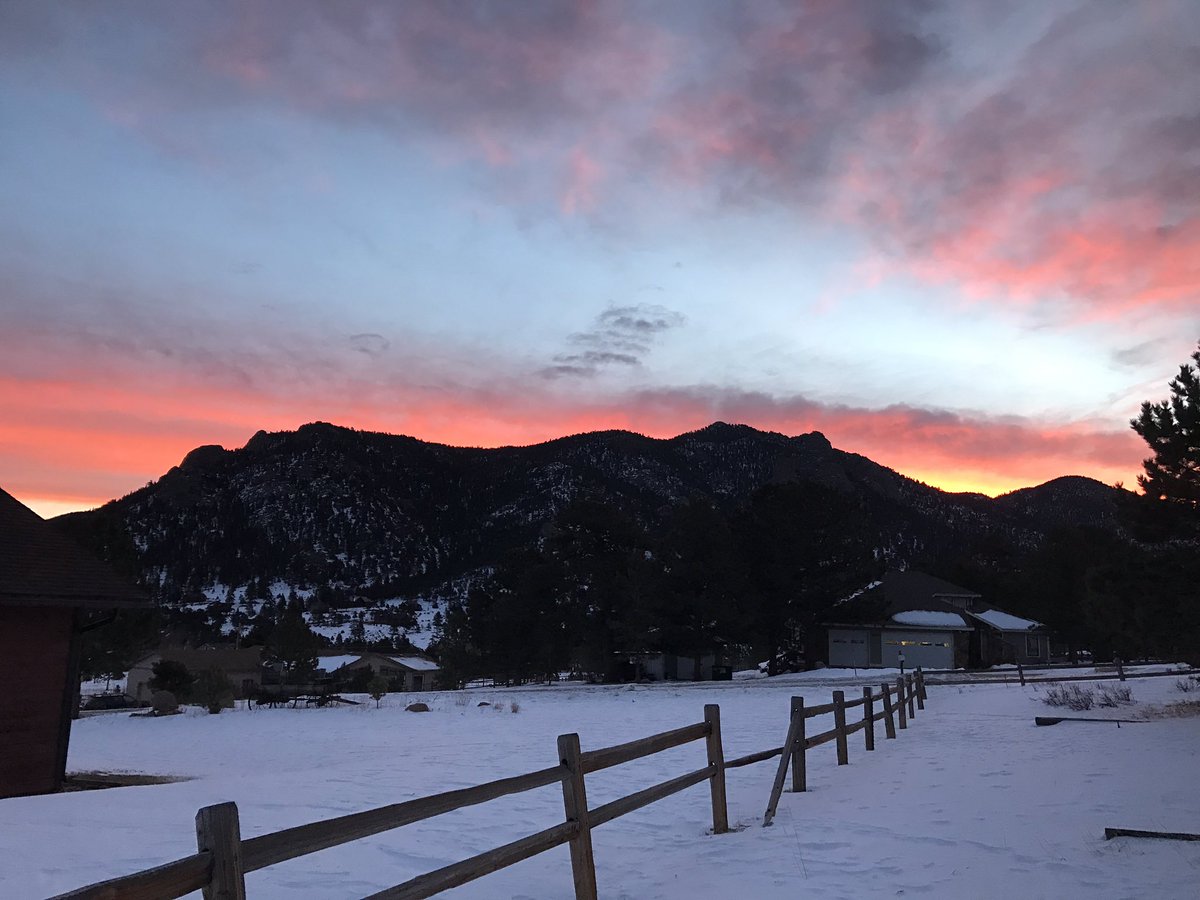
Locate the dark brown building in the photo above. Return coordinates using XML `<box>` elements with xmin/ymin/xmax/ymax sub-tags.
<box><xmin>0</xmin><ymin>487</ymin><xmax>147</xmax><ymax>799</ymax></box>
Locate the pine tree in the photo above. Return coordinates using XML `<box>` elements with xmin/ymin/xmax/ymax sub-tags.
<box><xmin>736</xmin><ymin>481</ymin><xmax>880</xmax><ymax>674</ymax></box>
<box><xmin>1132</xmin><ymin>341</ymin><xmax>1200</xmax><ymax>508</ymax></box>
<box><xmin>652</xmin><ymin>499</ymin><xmax>744</xmax><ymax>675</ymax></box>
<box><xmin>271</xmin><ymin>600</ymin><xmax>321</xmax><ymax>686</ymax></box>
<box><xmin>367</xmin><ymin>674</ymin><xmax>389</xmax><ymax>708</ymax></box>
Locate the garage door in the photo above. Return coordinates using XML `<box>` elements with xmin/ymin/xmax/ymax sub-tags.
<box><xmin>882</xmin><ymin>630</ymin><xmax>956</xmax><ymax>669</ymax></box>
<box><xmin>827</xmin><ymin>629</ymin><xmax>869</xmax><ymax>668</ymax></box>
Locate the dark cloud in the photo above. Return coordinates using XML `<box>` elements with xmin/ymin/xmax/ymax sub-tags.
<box><xmin>349</xmin><ymin>333</ymin><xmax>390</xmax><ymax>357</ymax></box>
<box><xmin>542</xmin><ymin>303</ymin><xmax>685</xmax><ymax>378</ymax></box>
<box><xmin>1111</xmin><ymin>339</ymin><xmax>1170</xmax><ymax>369</ymax></box>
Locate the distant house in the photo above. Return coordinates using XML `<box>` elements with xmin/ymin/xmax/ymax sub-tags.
<box><xmin>127</xmin><ymin>646</ymin><xmax>269</xmax><ymax>702</ymax></box>
<box><xmin>326</xmin><ymin>653</ymin><xmax>440</xmax><ymax>691</ymax></box>
<box><xmin>618</xmin><ymin>652</ymin><xmax>719</xmax><ymax>682</ymax></box>
<box><xmin>0</xmin><ymin>487</ymin><xmax>148</xmax><ymax>799</ymax></box>
<box><xmin>821</xmin><ymin>570</ymin><xmax>1050</xmax><ymax>671</ymax></box>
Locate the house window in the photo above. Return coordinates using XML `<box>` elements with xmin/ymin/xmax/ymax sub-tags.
<box><xmin>1026</xmin><ymin>635</ymin><xmax>1040</xmax><ymax>657</ymax></box>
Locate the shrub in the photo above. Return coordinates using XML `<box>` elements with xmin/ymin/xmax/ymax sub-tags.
<box><xmin>1096</xmin><ymin>684</ymin><xmax>1133</xmax><ymax>707</ymax></box>
<box><xmin>193</xmin><ymin>668</ymin><xmax>235</xmax><ymax>714</ymax></box>
<box><xmin>1175</xmin><ymin>677</ymin><xmax>1199</xmax><ymax>693</ymax></box>
<box><xmin>509</xmin><ymin>700</ymin><xmax>521</xmax><ymax>714</ymax></box>
<box><xmin>149</xmin><ymin>659</ymin><xmax>194</xmax><ymax>702</ymax></box>
<box><xmin>1043</xmin><ymin>684</ymin><xmax>1094</xmax><ymax>710</ymax></box>
<box><xmin>367</xmin><ymin>675</ymin><xmax>389</xmax><ymax>708</ymax></box>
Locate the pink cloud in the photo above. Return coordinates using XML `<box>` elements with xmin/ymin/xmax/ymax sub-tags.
<box><xmin>11</xmin><ymin>2</ymin><xmax>1194</xmax><ymax>314</ymax></box>
<box><xmin>561</xmin><ymin>147</ymin><xmax>604</xmax><ymax>216</ymax></box>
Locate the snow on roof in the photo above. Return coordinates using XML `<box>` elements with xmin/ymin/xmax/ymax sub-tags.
<box><xmin>971</xmin><ymin>609</ymin><xmax>1042</xmax><ymax>631</ymax></box>
<box><xmin>833</xmin><ymin>580</ymin><xmax>882</xmax><ymax>606</ymax></box>
<box><xmin>890</xmin><ymin>610</ymin><xmax>969</xmax><ymax>628</ymax></box>
<box><xmin>388</xmin><ymin>656</ymin><xmax>439</xmax><ymax>671</ymax></box>
<box><xmin>317</xmin><ymin>655</ymin><xmax>360</xmax><ymax>672</ymax></box>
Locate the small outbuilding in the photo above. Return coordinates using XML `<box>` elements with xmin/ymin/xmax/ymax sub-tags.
<box><xmin>0</xmin><ymin>488</ymin><xmax>148</xmax><ymax>799</ymax></box>
<box><xmin>619</xmin><ymin>651</ymin><xmax>719</xmax><ymax>682</ymax></box>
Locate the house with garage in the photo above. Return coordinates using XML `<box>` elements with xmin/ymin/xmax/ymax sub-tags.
<box><xmin>0</xmin><ymin>487</ymin><xmax>149</xmax><ymax>799</ymax></box>
<box><xmin>127</xmin><ymin>645</ymin><xmax>269</xmax><ymax>703</ymax></box>
<box><xmin>821</xmin><ymin>570</ymin><xmax>1050</xmax><ymax>671</ymax></box>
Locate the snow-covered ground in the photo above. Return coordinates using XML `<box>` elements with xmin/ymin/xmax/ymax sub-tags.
<box><xmin>4</xmin><ymin>672</ymin><xmax>1198</xmax><ymax>899</ymax></box>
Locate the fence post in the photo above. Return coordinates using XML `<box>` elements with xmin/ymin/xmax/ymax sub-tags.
<box><xmin>916</xmin><ymin>667</ymin><xmax>927</xmax><ymax>703</ymax></box>
<box><xmin>832</xmin><ymin>690</ymin><xmax>849</xmax><ymax>765</ymax></box>
<box><xmin>790</xmin><ymin>696</ymin><xmax>806</xmax><ymax>793</ymax></box>
<box><xmin>195</xmin><ymin>802</ymin><xmax>246</xmax><ymax>900</ymax></box>
<box><xmin>895</xmin><ymin>677</ymin><xmax>907</xmax><ymax>730</ymax></box>
<box><xmin>764</xmin><ymin>699</ymin><xmax>805</xmax><ymax>826</ymax></box>
<box><xmin>906</xmin><ymin>674</ymin><xmax>916</xmax><ymax>719</ymax></box>
<box><xmin>558</xmin><ymin>733</ymin><xmax>599</xmax><ymax>900</ymax></box>
<box><xmin>863</xmin><ymin>686</ymin><xmax>875</xmax><ymax>751</ymax></box>
<box><xmin>1018</xmin><ymin>662</ymin><xmax>1025</xmax><ymax>686</ymax></box>
<box><xmin>1116</xmin><ymin>657</ymin><xmax>1126</xmax><ymax>682</ymax></box>
<box><xmin>704</xmin><ymin>704</ymin><xmax>729</xmax><ymax>835</ymax></box>
<box><xmin>880</xmin><ymin>683</ymin><xmax>897</xmax><ymax>739</ymax></box>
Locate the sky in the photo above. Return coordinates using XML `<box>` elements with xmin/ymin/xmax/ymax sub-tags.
<box><xmin>2</xmin><ymin>1</ymin><xmax>1198</xmax><ymax>518</ymax></box>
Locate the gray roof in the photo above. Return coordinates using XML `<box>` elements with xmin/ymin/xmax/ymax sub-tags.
<box><xmin>829</xmin><ymin>570</ymin><xmax>1039</xmax><ymax>630</ymax></box>
<box><xmin>0</xmin><ymin>487</ymin><xmax>148</xmax><ymax>609</ymax></box>
<box><xmin>136</xmin><ymin>646</ymin><xmax>266</xmax><ymax>674</ymax></box>
<box><xmin>867</xmin><ymin>571</ymin><xmax>981</xmax><ymax>614</ymax></box>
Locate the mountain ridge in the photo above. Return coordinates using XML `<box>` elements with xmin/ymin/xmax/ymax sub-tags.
<box><xmin>55</xmin><ymin>421</ymin><xmax>1123</xmax><ymax>609</ymax></box>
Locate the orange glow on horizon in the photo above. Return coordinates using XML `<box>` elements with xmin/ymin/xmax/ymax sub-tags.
<box><xmin>4</xmin><ymin>405</ymin><xmax>1144</xmax><ymax>518</ymax></box>
<box><xmin>1</xmin><ymin>345</ymin><xmax>1146</xmax><ymax>518</ymax></box>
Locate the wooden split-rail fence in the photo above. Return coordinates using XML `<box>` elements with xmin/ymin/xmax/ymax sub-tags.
<box><xmin>924</xmin><ymin>659</ymin><xmax>1200</xmax><ymax>688</ymax></box>
<box><xmin>53</xmin><ymin>670</ymin><xmax>930</xmax><ymax>900</ymax></box>
<box><xmin>759</xmin><ymin>668</ymin><xmax>926</xmax><ymax>826</ymax></box>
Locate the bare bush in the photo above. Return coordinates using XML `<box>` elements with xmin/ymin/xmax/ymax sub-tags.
<box><xmin>1163</xmin><ymin>700</ymin><xmax>1200</xmax><ymax>718</ymax></box>
<box><xmin>509</xmin><ymin>700</ymin><xmax>521</xmax><ymax>714</ymax></box>
<box><xmin>1096</xmin><ymin>684</ymin><xmax>1133</xmax><ymax>707</ymax></box>
<box><xmin>1043</xmin><ymin>684</ymin><xmax>1095</xmax><ymax>710</ymax></box>
<box><xmin>1175</xmin><ymin>677</ymin><xmax>1199</xmax><ymax>693</ymax></box>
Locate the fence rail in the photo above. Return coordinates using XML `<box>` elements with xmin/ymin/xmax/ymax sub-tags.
<box><xmin>52</xmin><ymin>673</ymin><xmax>939</xmax><ymax>900</ymax></box>
<box><xmin>926</xmin><ymin>663</ymin><xmax>1199</xmax><ymax>688</ymax></box>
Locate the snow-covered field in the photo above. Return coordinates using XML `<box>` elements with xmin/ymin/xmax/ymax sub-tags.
<box><xmin>4</xmin><ymin>671</ymin><xmax>1198</xmax><ymax>899</ymax></box>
